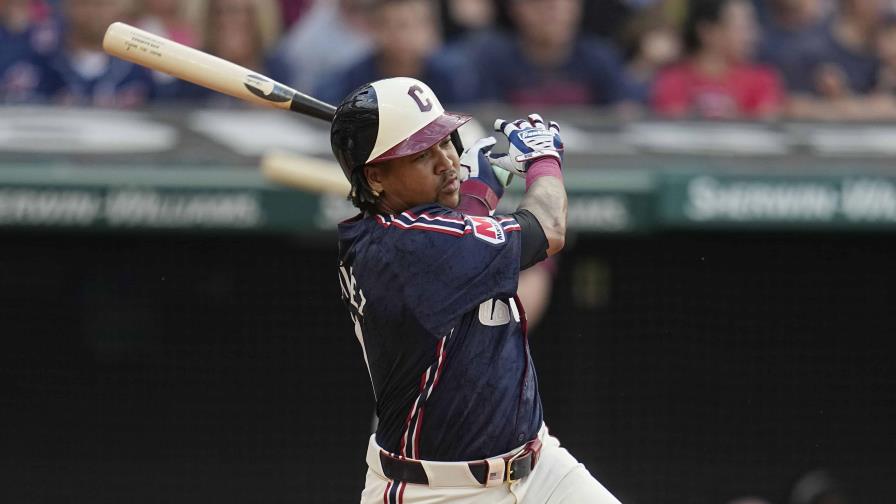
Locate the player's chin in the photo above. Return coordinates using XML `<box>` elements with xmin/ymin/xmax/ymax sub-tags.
<box><xmin>438</xmin><ymin>187</ymin><xmax>461</xmax><ymax>209</ymax></box>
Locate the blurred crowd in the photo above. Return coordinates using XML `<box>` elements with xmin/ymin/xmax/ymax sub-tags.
<box><xmin>5</xmin><ymin>0</ymin><xmax>896</xmax><ymax>120</ymax></box>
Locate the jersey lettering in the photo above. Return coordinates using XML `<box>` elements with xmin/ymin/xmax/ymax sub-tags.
<box><xmin>408</xmin><ymin>85</ymin><xmax>433</xmax><ymax>112</ymax></box>
<box><xmin>339</xmin><ymin>264</ymin><xmax>376</xmax><ymax>398</ymax></box>
<box><xmin>469</xmin><ymin>216</ymin><xmax>506</xmax><ymax>245</ymax></box>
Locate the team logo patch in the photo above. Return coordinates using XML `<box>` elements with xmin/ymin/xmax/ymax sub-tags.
<box><xmin>407</xmin><ymin>84</ymin><xmax>433</xmax><ymax>112</ymax></box>
<box><xmin>468</xmin><ymin>216</ymin><xmax>505</xmax><ymax>244</ymax></box>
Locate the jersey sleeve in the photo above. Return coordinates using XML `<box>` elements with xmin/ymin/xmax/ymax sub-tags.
<box><xmin>381</xmin><ymin>205</ymin><xmax>523</xmax><ymax>337</ymax></box>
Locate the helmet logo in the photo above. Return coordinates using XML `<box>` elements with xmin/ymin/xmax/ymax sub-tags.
<box><xmin>407</xmin><ymin>85</ymin><xmax>433</xmax><ymax>112</ymax></box>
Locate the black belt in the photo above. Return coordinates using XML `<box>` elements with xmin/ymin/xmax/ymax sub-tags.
<box><xmin>379</xmin><ymin>439</ymin><xmax>542</xmax><ymax>486</ymax></box>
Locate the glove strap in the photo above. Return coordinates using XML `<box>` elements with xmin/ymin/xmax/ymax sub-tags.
<box><xmin>458</xmin><ymin>179</ymin><xmax>500</xmax><ymax>215</ymax></box>
<box><xmin>525</xmin><ymin>158</ymin><xmax>563</xmax><ymax>191</ymax></box>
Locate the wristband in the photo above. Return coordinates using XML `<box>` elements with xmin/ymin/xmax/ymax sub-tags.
<box><xmin>525</xmin><ymin>158</ymin><xmax>563</xmax><ymax>191</ymax></box>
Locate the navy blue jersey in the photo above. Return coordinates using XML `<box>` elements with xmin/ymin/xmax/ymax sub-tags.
<box><xmin>337</xmin><ymin>204</ymin><xmax>543</xmax><ymax>462</ymax></box>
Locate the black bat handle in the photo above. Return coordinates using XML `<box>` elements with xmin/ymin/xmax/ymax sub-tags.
<box><xmin>290</xmin><ymin>93</ymin><xmax>337</xmax><ymax>122</ymax></box>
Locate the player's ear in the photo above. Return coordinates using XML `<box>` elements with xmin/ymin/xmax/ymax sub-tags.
<box><xmin>364</xmin><ymin>164</ymin><xmax>385</xmax><ymax>197</ymax></box>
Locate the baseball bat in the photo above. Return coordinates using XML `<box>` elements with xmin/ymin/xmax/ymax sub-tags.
<box><xmin>102</xmin><ymin>21</ymin><xmax>506</xmax><ymax>196</ymax></box>
<box><xmin>260</xmin><ymin>151</ymin><xmax>351</xmax><ymax>195</ymax></box>
<box><xmin>102</xmin><ymin>22</ymin><xmax>336</xmax><ymax>121</ymax></box>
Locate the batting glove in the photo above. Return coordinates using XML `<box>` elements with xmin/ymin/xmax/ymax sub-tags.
<box><xmin>459</xmin><ymin>136</ymin><xmax>513</xmax><ymax>197</ymax></box>
<box><xmin>490</xmin><ymin>114</ymin><xmax>563</xmax><ymax>178</ymax></box>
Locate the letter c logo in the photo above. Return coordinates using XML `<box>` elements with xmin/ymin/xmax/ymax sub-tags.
<box><xmin>408</xmin><ymin>85</ymin><xmax>433</xmax><ymax>112</ymax></box>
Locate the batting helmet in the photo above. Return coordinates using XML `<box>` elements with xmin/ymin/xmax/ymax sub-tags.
<box><xmin>330</xmin><ymin>77</ymin><xmax>471</xmax><ymax>209</ymax></box>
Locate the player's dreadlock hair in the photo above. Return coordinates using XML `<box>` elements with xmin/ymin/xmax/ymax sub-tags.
<box><xmin>331</xmin><ymin>83</ymin><xmax>381</xmax><ymax>213</ymax></box>
<box><xmin>349</xmin><ymin>167</ymin><xmax>380</xmax><ymax>214</ymax></box>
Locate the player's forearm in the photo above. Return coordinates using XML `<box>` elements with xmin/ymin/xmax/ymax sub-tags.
<box><xmin>490</xmin><ymin>114</ymin><xmax>566</xmax><ymax>255</ymax></box>
<box><xmin>519</xmin><ymin>172</ymin><xmax>567</xmax><ymax>256</ymax></box>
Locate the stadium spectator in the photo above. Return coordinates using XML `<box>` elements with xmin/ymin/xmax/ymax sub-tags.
<box><xmin>756</xmin><ymin>0</ymin><xmax>828</xmax><ymax>93</ymax></box>
<box><xmin>1</xmin><ymin>0</ymin><xmax>61</xmax><ymax>102</ymax></box>
<box><xmin>652</xmin><ymin>0</ymin><xmax>784</xmax><ymax>119</ymax></box>
<box><xmin>273</xmin><ymin>0</ymin><xmax>373</xmax><ymax>95</ymax></box>
<box><xmin>619</xmin><ymin>1</ymin><xmax>683</xmax><ymax>104</ymax></box>
<box><xmin>134</xmin><ymin>0</ymin><xmax>199</xmax><ymax>99</ymax></box>
<box><xmin>314</xmin><ymin>0</ymin><xmax>476</xmax><ymax>106</ymax></box>
<box><xmin>810</xmin><ymin>0</ymin><xmax>883</xmax><ymax>95</ymax></box>
<box><xmin>24</xmin><ymin>0</ymin><xmax>155</xmax><ymax>107</ymax></box>
<box><xmin>1</xmin><ymin>0</ymin><xmax>39</xmax><ymax>82</ymax></box>
<box><xmin>134</xmin><ymin>0</ymin><xmax>197</xmax><ymax>47</ymax></box>
<box><xmin>1</xmin><ymin>0</ymin><xmax>53</xmax><ymax>25</ymax></box>
<box><xmin>460</xmin><ymin>0</ymin><xmax>636</xmax><ymax>107</ymax></box>
<box><xmin>2</xmin><ymin>0</ymin><xmax>32</xmax><ymax>33</ymax></box>
<box><xmin>277</xmin><ymin>0</ymin><xmax>312</xmax><ymax>29</ymax></box>
<box><xmin>182</xmin><ymin>0</ymin><xmax>289</xmax><ymax>106</ymax></box>
<box><xmin>873</xmin><ymin>15</ymin><xmax>896</xmax><ymax>94</ymax></box>
<box><xmin>580</xmin><ymin>0</ymin><xmax>639</xmax><ymax>41</ymax></box>
<box><xmin>26</xmin><ymin>0</ymin><xmax>54</xmax><ymax>21</ymax></box>
<box><xmin>784</xmin><ymin>0</ymin><xmax>896</xmax><ymax>119</ymax></box>
<box><xmin>439</xmin><ymin>0</ymin><xmax>495</xmax><ymax>43</ymax></box>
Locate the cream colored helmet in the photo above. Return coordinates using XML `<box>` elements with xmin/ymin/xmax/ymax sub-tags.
<box><xmin>330</xmin><ymin>77</ymin><xmax>471</xmax><ymax>191</ymax></box>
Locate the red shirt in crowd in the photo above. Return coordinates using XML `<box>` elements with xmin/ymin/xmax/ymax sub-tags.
<box><xmin>651</xmin><ymin>61</ymin><xmax>784</xmax><ymax>119</ymax></box>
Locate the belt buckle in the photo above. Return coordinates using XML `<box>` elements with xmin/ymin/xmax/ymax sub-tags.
<box><xmin>503</xmin><ymin>448</ymin><xmax>527</xmax><ymax>483</ymax></box>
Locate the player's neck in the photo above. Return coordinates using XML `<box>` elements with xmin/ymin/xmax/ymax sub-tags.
<box><xmin>376</xmin><ymin>199</ymin><xmax>405</xmax><ymax>215</ymax></box>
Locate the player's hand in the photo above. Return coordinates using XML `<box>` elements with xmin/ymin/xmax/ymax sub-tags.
<box><xmin>459</xmin><ymin>136</ymin><xmax>512</xmax><ymax>197</ymax></box>
<box><xmin>490</xmin><ymin>114</ymin><xmax>563</xmax><ymax>178</ymax></box>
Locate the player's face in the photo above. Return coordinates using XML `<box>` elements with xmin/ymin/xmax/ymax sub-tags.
<box><xmin>366</xmin><ymin>135</ymin><xmax>461</xmax><ymax>213</ymax></box>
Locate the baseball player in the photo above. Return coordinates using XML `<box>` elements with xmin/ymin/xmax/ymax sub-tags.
<box><xmin>332</xmin><ymin>76</ymin><xmax>621</xmax><ymax>504</ymax></box>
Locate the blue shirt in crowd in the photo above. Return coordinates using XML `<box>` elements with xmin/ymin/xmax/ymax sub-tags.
<box><xmin>1</xmin><ymin>17</ymin><xmax>155</xmax><ymax>107</ymax></box>
<box><xmin>0</xmin><ymin>19</ymin><xmax>60</xmax><ymax>103</ymax></box>
<box><xmin>456</xmin><ymin>30</ymin><xmax>636</xmax><ymax>106</ymax></box>
<box><xmin>314</xmin><ymin>51</ymin><xmax>479</xmax><ymax>106</ymax></box>
<box><xmin>759</xmin><ymin>16</ymin><xmax>878</xmax><ymax>95</ymax></box>
<box><xmin>33</xmin><ymin>49</ymin><xmax>155</xmax><ymax>107</ymax></box>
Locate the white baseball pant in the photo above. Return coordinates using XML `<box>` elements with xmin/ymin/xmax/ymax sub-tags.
<box><xmin>359</xmin><ymin>424</ymin><xmax>622</xmax><ymax>504</ymax></box>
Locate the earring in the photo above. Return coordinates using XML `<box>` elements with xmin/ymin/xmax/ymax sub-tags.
<box><xmin>371</xmin><ymin>189</ymin><xmax>380</xmax><ymax>198</ymax></box>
